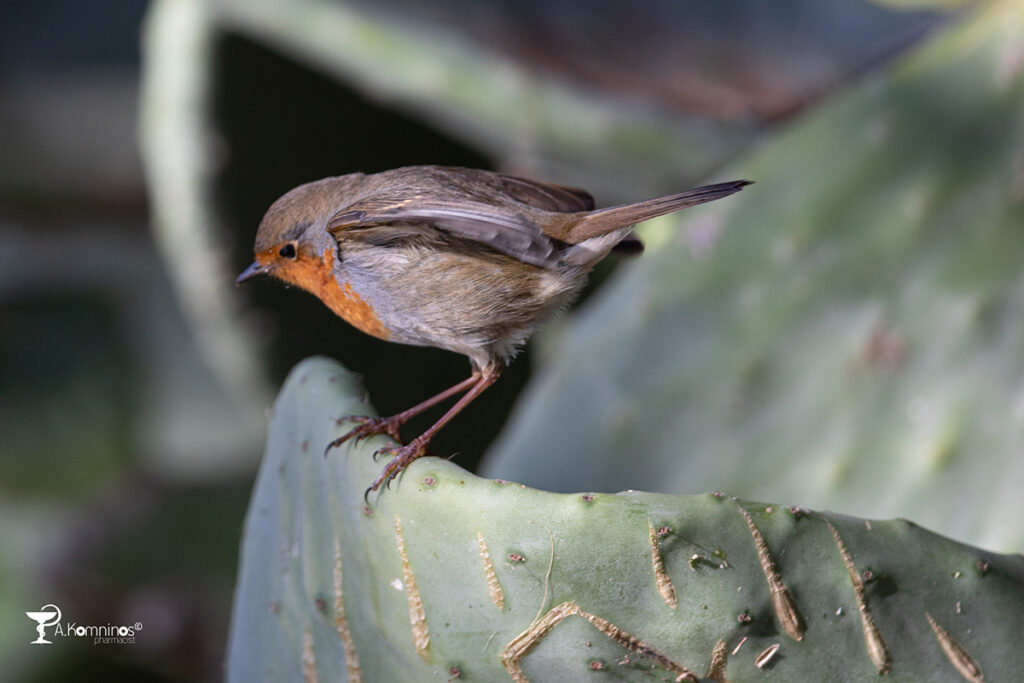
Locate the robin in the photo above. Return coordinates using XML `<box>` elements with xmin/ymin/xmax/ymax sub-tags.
<box><xmin>237</xmin><ymin>165</ymin><xmax>750</xmax><ymax>497</ymax></box>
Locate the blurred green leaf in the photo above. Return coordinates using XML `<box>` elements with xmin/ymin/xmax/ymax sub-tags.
<box><xmin>483</xmin><ymin>0</ymin><xmax>1024</xmax><ymax>553</ymax></box>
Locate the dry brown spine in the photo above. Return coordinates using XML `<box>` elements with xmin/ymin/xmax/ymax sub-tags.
<box><xmin>394</xmin><ymin>516</ymin><xmax>430</xmax><ymax>662</ymax></box>
<box><xmin>735</xmin><ymin>504</ymin><xmax>804</xmax><ymax>641</ymax></box>
<box><xmin>501</xmin><ymin>601</ymin><xmax>696</xmax><ymax>682</ymax></box>
<box><xmin>648</xmin><ymin>520</ymin><xmax>679</xmax><ymax>608</ymax></box>
<box><xmin>925</xmin><ymin>612</ymin><xmax>985</xmax><ymax>682</ymax></box>
<box><xmin>333</xmin><ymin>538</ymin><xmax>362</xmax><ymax>682</ymax></box>
<box><xmin>826</xmin><ymin>520</ymin><xmax>891</xmax><ymax>674</ymax></box>
<box><xmin>477</xmin><ymin>531</ymin><xmax>506</xmax><ymax>610</ymax></box>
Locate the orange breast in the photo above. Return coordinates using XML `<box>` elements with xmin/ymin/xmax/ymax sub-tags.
<box><xmin>325</xmin><ymin>279</ymin><xmax>390</xmax><ymax>340</ymax></box>
<box><xmin>277</xmin><ymin>248</ymin><xmax>390</xmax><ymax>340</ymax></box>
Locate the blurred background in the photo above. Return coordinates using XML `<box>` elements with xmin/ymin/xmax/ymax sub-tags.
<box><xmin>7</xmin><ymin>0</ymin><xmax>1024</xmax><ymax>680</ymax></box>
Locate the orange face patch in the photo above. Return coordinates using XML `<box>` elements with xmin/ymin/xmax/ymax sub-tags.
<box><xmin>261</xmin><ymin>246</ymin><xmax>390</xmax><ymax>340</ymax></box>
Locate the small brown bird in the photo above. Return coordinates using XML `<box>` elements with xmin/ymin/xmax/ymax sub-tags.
<box><xmin>237</xmin><ymin>165</ymin><xmax>750</xmax><ymax>497</ymax></box>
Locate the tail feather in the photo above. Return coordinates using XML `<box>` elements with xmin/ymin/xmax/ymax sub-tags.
<box><xmin>565</xmin><ymin>179</ymin><xmax>752</xmax><ymax>243</ymax></box>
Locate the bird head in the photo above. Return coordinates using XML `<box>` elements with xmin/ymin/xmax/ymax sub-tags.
<box><xmin>236</xmin><ymin>174</ymin><xmax>364</xmax><ymax>287</ymax></box>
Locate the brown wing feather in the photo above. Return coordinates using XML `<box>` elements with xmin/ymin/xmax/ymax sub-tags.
<box><xmin>555</xmin><ymin>180</ymin><xmax>752</xmax><ymax>243</ymax></box>
<box><xmin>496</xmin><ymin>174</ymin><xmax>595</xmax><ymax>212</ymax></box>
<box><xmin>326</xmin><ymin>200</ymin><xmax>563</xmax><ymax>269</ymax></box>
<box><xmin>322</xmin><ymin>166</ymin><xmax>599</xmax><ymax>268</ymax></box>
<box><xmin>322</xmin><ymin>167</ymin><xmax>748</xmax><ymax>267</ymax></box>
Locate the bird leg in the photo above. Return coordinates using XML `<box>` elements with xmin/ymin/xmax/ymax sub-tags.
<box><xmin>363</xmin><ymin>366</ymin><xmax>500</xmax><ymax>499</ymax></box>
<box><xmin>325</xmin><ymin>373</ymin><xmax>482</xmax><ymax>452</ymax></box>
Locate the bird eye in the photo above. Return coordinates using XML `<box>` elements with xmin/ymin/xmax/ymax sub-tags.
<box><xmin>278</xmin><ymin>242</ymin><xmax>297</xmax><ymax>259</ymax></box>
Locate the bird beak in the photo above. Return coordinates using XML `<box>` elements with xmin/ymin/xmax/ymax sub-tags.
<box><xmin>235</xmin><ymin>260</ymin><xmax>266</xmax><ymax>285</ymax></box>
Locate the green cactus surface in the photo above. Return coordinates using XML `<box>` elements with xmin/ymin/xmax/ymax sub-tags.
<box><xmin>227</xmin><ymin>358</ymin><xmax>1024</xmax><ymax>681</ymax></box>
<box><xmin>483</xmin><ymin>0</ymin><xmax>1024</xmax><ymax>553</ymax></box>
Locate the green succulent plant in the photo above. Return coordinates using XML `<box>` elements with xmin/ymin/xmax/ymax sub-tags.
<box><xmin>227</xmin><ymin>359</ymin><xmax>1024</xmax><ymax>681</ymax></box>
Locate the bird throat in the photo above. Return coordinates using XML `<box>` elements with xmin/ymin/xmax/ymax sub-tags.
<box><xmin>278</xmin><ymin>248</ymin><xmax>390</xmax><ymax>340</ymax></box>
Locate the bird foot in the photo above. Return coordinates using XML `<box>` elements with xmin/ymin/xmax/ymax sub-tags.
<box><xmin>364</xmin><ymin>439</ymin><xmax>431</xmax><ymax>501</ymax></box>
<box><xmin>324</xmin><ymin>414</ymin><xmax>405</xmax><ymax>456</ymax></box>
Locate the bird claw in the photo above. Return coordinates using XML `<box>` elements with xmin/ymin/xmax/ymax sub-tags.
<box><xmin>363</xmin><ymin>440</ymin><xmax>430</xmax><ymax>501</ymax></box>
<box><xmin>325</xmin><ymin>414</ymin><xmax>405</xmax><ymax>457</ymax></box>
